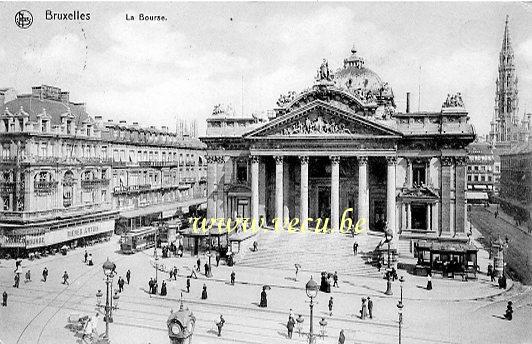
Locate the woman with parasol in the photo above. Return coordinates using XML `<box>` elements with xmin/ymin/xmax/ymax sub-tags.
<box><xmin>259</xmin><ymin>285</ymin><xmax>270</xmax><ymax>307</ymax></box>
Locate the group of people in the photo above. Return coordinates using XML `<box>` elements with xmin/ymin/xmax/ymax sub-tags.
<box><xmin>148</xmin><ymin>277</ymin><xmax>168</xmax><ymax>296</ymax></box>
<box><xmin>359</xmin><ymin>297</ymin><xmax>374</xmax><ymax>319</ymax></box>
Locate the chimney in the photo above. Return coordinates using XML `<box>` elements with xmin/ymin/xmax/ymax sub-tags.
<box><xmin>406</xmin><ymin>92</ymin><xmax>411</xmax><ymax>113</ymax></box>
<box><xmin>107</xmin><ymin>119</ymin><xmax>114</xmax><ymax>123</ymax></box>
<box><xmin>0</xmin><ymin>90</ymin><xmax>5</xmax><ymax>111</ymax></box>
<box><xmin>60</xmin><ymin>91</ymin><xmax>70</xmax><ymax>103</ymax></box>
<box><xmin>119</xmin><ymin>120</ymin><xmax>126</xmax><ymax>124</ymax></box>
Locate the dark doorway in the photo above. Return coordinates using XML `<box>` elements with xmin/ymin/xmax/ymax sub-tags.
<box><xmin>318</xmin><ymin>187</ymin><xmax>331</xmax><ymax>219</ymax></box>
<box><xmin>411</xmin><ymin>204</ymin><xmax>428</xmax><ymax>230</ymax></box>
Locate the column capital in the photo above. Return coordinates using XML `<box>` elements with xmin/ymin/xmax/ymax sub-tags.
<box><xmin>206</xmin><ymin>155</ymin><xmax>218</xmax><ymax>164</ymax></box>
<box><xmin>455</xmin><ymin>156</ymin><xmax>467</xmax><ymax>166</ymax></box>
<box><xmin>329</xmin><ymin>155</ymin><xmax>340</xmax><ymax>165</ymax></box>
<box><xmin>386</xmin><ymin>156</ymin><xmax>398</xmax><ymax>165</ymax></box>
<box><xmin>357</xmin><ymin>156</ymin><xmax>368</xmax><ymax>165</ymax></box>
<box><xmin>298</xmin><ymin>155</ymin><xmax>309</xmax><ymax>165</ymax></box>
<box><xmin>215</xmin><ymin>156</ymin><xmax>226</xmax><ymax>164</ymax></box>
<box><xmin>274</xmin><ymin>155</ymin><xmax>284</xmax><ymax>165</ymax></box>
<box><xmin>441</xmin><ymin>156</ymin><xmax>454</xmax><ymax>166</ymax></box>
<box><xmin>250</xmin><ymin>155</ymin><xmax>260</xmax><ymax>164</ymax></box>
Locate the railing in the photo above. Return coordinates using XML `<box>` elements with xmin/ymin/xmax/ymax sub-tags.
<box><xmin>81</xmin><ymin>179</ymin><xmax>110</xmax><ymax>189</ymax></box>
<box><xmin>138</xmin><ymin>161</ymin><xmax>179</xmax><ymax>168</ymax></box>
<box><xmin>34</xmin><ymin>181</ymin><xmax>58</xmax><ymax>195</ymax></box>
<box><xmin>113</xmin><ymin>184</ymin><xmax>152</xmax><ymax>195</ymax></box>
<box><xmin>0</xmin><ymin>203</ymin><xmax>108</xmax><ymax>221</ymax></box>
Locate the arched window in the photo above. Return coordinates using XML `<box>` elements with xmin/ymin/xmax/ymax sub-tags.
<box><xmin>63</xmin><ymin>171</ymin><xmax>74</xmax><ymax>207</ymax></box>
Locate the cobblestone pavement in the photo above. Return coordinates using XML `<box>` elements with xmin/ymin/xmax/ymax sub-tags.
<box><xmin>0</xmin><ymin>231</ymin><xmax>530</xmax><ymax>344</ymax></box>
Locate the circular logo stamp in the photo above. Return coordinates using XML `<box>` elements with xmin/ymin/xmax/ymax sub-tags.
<box><xmin>15</xmin><ymin>10</ymin><xmax>33</xmax><ymax>29</ymax></box>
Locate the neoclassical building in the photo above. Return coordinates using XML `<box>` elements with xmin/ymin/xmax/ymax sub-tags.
<box><xmin>201</xmin><ymin>48</ymin><xmax>476</xmax><ymax>245</ymax></box>
<box><xmin>0</xmin><ymin>85</ymin><xmax>206</xmax><ymax>256</ymax></box>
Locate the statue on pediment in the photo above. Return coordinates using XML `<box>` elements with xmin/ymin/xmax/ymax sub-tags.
<box><xmin>316</xmin><ymin>59</ymin><xmax>333</xmax><ymax>82</ymax></box>
<box><xmin>443</xmin><ymin>92</ymin><xmax>464</xmax><ymax>108</ymax></box>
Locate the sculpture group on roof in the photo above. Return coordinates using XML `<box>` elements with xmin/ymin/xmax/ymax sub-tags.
<box><xmin>443</xmin><ymin>92</ymin><xmax>465</xmax><ymax>108</ymax></box>
<box><xmin>276</xmin><ymin>91</ymin><xmax>297</xmax><ymax>108</ymax></box>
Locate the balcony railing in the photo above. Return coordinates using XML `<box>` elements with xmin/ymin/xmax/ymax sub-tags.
<box><xmin>0</xmin><ymin>203</ymin><xmax>112</xmax><ymax>222</ymax></box>
<box><xmin>34</xmin><ymin>181</ymin><xmax>58</xmax><ymax>195</ymax></box>
<box><xmin>138</xmin><ymin>160</ymin><xmax>179</xmax><ymax>168</ymax></box>
<box><xmin>81</xmin><ymin>178</ymin><xmax>110</xmax><ymax>189</ymax></box>
<box><xmin>113</xmin><ymin>184</ymin><xmax>152</xmax><ymax>195</ymax></box>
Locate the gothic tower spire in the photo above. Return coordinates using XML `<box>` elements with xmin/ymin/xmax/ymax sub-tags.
<box><xmin>490</xmin><ymin>15</ymin><xmax>519</xmax><ymax>146</ymax></box>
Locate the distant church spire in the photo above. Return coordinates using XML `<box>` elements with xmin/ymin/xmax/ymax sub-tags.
<box><xmin>490</xmin><ymin>15</ymin><xmax>519</xmax><ymax>145</ymax></box>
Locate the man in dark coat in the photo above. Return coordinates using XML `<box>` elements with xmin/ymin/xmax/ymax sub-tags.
<box><xmin>62</xmin><ymin>271</ymin><xmax>69</xmax><ymax>285</ymax></box>
<box><xmin>353</xmin><ymin>242</ymin><xmax>358</xmax><ymax>255</ymax></box>
<box><xmin>201</xmin><ymin>284</ymin><xmax>208</xmax><ymax>299</ymax></box>
<box><xmin>2</xmin><ymin>291</ymin><xmax>7</xmax><ymax>307</ymax></box>
<box><xmin>160</xmin><ymin>281</ymin><xmax>167</xmax><ymax>296</ymax></box>
<box><xmin>287</xmin><ymin>315</ymin><xmax>295</xmax><ymax>338</ymax></box>
<box><xmin>42</xmin><ymin>267</ymin><xmax>48</xmax><ymax>282</ymax></box>
<box><xmin>338</xmin><ymin>329</ymin><xmax>345</xmax><ymax>344</ymax></box>
<box><xmin>149</xmin><ymin>278</ymin><xmax>154</xmax><ymax>294</ymax></box>
<box><xmin>368</xmin><ymin>297</ymin><xmax>373</xmax><ymax>319</ymax></box>
<box><xmin>173</xmin><ymin>266</ymin><xmax>178</xmax><ymax>280</ymax></box>
<box><xmin>204</xmin><ymin>262</ymin><xmax>210</xmax><ymax>277</ymax></box>
<box><xmin>328</xmin><ymin>296</ymin><xmax>334</xmax><ymax>316</ymax></box>
<box><xmin>333</xmin><ymin>271</ymin><xmax>339</xmax><ymax>288</ymax></box>
<box><xmin>186</xmin><ymin>278</ymin><xmax>191</xmax><ymax>293</ymax></box>
<box><xmin>126</xmin><ymin>269</ymin><xmax>131</xmax><ymax>284</ymax></box>
<box><xmin>13</xmin><ymin>274</ymin><xmax>20</xmax><ymax>288</ymax></box>
<box><xmin>118</xmin><ymin>277</ymin><xmax>125</xmax><ymax>292</ymax></box>
<box><xmin>196</xmin><ymin>258</ymin><xmax>201</xmax><ymax>272</ymax></box>
<box><xmin>84</xmin><ymin>250</ymin><xmax>88</xmax><ymax>263</ymax></box>
<box><xmin>230</xmin><ymin>271</ymin><xmax>235</xmax><ymax>285</ymax></box>
<box><xmin>216</xmin><ymin>315</ymin><xmax>225</xmax><ymax>336</ymax></box>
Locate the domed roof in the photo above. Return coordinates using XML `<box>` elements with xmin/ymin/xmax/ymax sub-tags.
<box><xmin>334</xmin><ymin>47</ymin><xmax>383</xmax><ymax>93</ymax></box>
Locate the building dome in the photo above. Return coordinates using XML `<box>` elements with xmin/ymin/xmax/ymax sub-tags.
<box><xmin>334</xmin><ymin>47</ymin><xmax>383</xmax><ymax>93</ymax></box>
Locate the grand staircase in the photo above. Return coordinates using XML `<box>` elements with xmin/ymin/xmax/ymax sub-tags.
<box><xmin>236</xmin><ymin>229</ymin><xmax>385</xmax><ymax>278</ymax></box>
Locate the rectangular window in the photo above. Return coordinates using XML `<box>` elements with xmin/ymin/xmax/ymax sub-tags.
<box><xmin>412</xmin><ymin>164</ymin><xmax>426</xmax><ymax>186</ymax></box>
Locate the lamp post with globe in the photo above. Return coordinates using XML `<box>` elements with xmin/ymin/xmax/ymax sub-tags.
<box><xmin>305</xmin><ymin>276</ymin><xmax>319</xmax><ymax>344</ymax></box>
<box><xmin>101</xmin><ymin>258</ymin><xmax>117</xmax><ymax>341</ymax></box>
<box><xmin>397</xmin><ymin>300</ymin><xmax>404</xmax><ymax>344</ymax></box>
<box><xmin>384</xmin><ymin>227</ymin><xmax>393</xmax><ymax>295</ymax></box>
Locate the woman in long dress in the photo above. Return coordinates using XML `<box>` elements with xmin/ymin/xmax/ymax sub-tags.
<box><xmin>201</xmin><ymin>284</ymin><xmax>208</xmax><ymax>299</ymax></box>
<box><xmin>360</xmin><ymin>298</ymin><xmax>368</xmax><ymax>319</ymax></box>
<box><xmin>426</xmin><ymin>273</ymin><xmax>433</xmax><ymax>290</ymax></box>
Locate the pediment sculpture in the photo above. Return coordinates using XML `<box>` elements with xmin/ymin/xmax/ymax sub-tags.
<box><xmin>281</xmin><ymin>116</ymin><xmax>352</xmax><ymax>135</ymax></box>
<box><xmin>276</xmin><ymin>91</ymin><xmax>297</xmax><ymax>108</ymax></box>
<box><xmin>315</xmin><ymin>59</ymin><xmax>334</xmax><ymax>82</ymax></box>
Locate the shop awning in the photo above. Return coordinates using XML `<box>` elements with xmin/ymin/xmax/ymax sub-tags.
<box><xmin>416</xmin><ymin>240</ymin><xmax>478</xmax><ymax>253</ymax></box>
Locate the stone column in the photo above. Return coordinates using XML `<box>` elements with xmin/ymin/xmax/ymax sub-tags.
<box><xmin>455</xmin><ymin>156</ymin><xmax>467</xmax><ymax>234</ymax></box>
<box><xmin>386</xmin><ymin>156</ymin><xmax>397</xmax><ymax>238</ymax></box>
<box><xmin>274</xmin><ymin>156</ymin><xmax>284</xmax><ymax>227</ymax></box>
<box><xmin>250</xmin><ymin>156</ymin><xmax>260</xmax><ymax>223</ymax></box>
<box><xmin>426</xmin><ymin>204</ymin><xmax>432</xmax><ymax>231</ymax></box>
<box><xmin>357</xmin><ymin>156</ymin><xmax>369</xmax><ymax>231</ymax></box>
<box><xmin>401</xmin><ymin>202</ymin><xmax>407</xmax><ymax>233</ymax></box>
<box><xmin>216</xmin><ymin>156</ymin><xmax>225</xmax><ymax>218</ymax></box>
<box><xmin>206</xmin><ymin>156</ymin><xmax>217</xmax><ymax>219</ymax></box>
<box><xmin>330</xmin><ymin>156</ymin><xmax>340</xmax><ymax>231</ymax></box>
<box><xmin>406</xmin><ymin>203</ymin><xmax>411</xmax><ymax>229</ymax></box>
<box><xmin>407</xmin><ymin>158</ymin><xmax>413</xmax><ymax>187</ymax></box>
<box><xmin>440</xmin><ymin>156</ymin><xmax>453</xmax><ymax>235</ymax></box>
<box><xmin>299</xmin><ymin>156</ymin><xmax>309</xmax><ymax>226</ymax></box>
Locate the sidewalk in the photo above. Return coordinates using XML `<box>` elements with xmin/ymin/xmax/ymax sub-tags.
<box><xmin>483</xmin><ymin>204</ymin><xmax>531</xmax><ymax>236</ymax></box>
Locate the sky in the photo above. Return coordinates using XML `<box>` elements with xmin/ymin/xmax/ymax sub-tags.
<box><xmin>1</xmin><ymin>2</ymin><xmax>532</xmax><ymax>137</ymax></box>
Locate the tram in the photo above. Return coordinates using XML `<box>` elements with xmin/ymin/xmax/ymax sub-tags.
<box><xmin>120</xmin><ymin>226</ymin><xmax>158</xmax><ymax>254</ymax></box>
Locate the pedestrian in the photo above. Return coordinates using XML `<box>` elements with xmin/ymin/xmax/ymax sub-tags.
<box><xmin>253</xmin><ymin>241</ymin><xmax>258</xmax><ymax>252</ymax></box>
<box><xmin>84</xmin><ymin>250</ymin><xmax>88</xmax><ymax>263</ymax></box>
<box><xmin>230</xmin><ymin>271</ymin><xmax>235</xmax><ymax>285</ymax></box>
<box><xmin>160</xmin><ymin>281</ymin><xmax>167</xmax><ymax>296</ymax></box>
<box><xmin>328</xmin><ymin>296</ymin><xmax>334</xmax><ymax>316</ymax></box>
<box><xmin>204</xmin><ymin>262</ymin><xmax>210</xmax><ymax>277</ymax></box>
<box><xmin>126</xmin><ymin>269</ymin><xmax>131</xmax><ymax>284</ymax></box>
<box><xmin>216</xmin><ymin>253</ymin><xmax>221</xmax><ymax>267</ymax></box>
<box><xmin>333</xmin><ymin>271</ymin><xmax>339</xmax><ymax>288</ymax></box>
<box><xmin>295</xmin><ymin>264</ymin><xmax>300</xmax><ymax>281</ymax></box>
<box><xmin>338</xmin><ymin>329</ymin><xmax>345</xmax><ymax>344</ymax></box>
<box><xmin>289</xmin><ymin>308</ymin><xmax>294</xmax><ymax>322</ymax></box>
<box><xmin>499</xmin><ymin>275</ymin><xmax>507</xmax><ymax>289</ymax></box>
<box><xmin>149</xmin><ymin>278</ymin><xmax>154</xmax><ymax>294</ymax></box>
<box><xmin>42</xmin><ymin>267</ymin><xmax>48</xmax><ymax>282</ymax></box>
<box><xmin>504</xmin><ymin>301</ymin><xmax>513</xmax><ymax>320</ymax></box>
<box><xmin>186</xmin><ymin>278</ymin><xmax>191</xmax><ymax>293</ymax></box>
<box><xmin>368</xmin><ymin>296</ymin><xmax>373</xmax><ymax>319</ymax></box>
<box><xmin>353</xmin><ymin>241</ymin><xmax>358</xmax><ymax>255</ymax></box>
<box><xmin>88</xmin><ymin>254</ymin><xmax>93</xmax><ymax>266</ymax></box>
<box><xmin>260</xmin><ymin>287</ymin><xmax>267</xmax><ymax>307</ymax></box>
<box><xmin>63</xmin><ymin>271</ymin><xmax>69</xmax><ymax>285</ymax></box>
<box><xmin>216</xmin><ymin>315</ymin><xmax>225</xmax><ymax>337</ymax></box>
<box><xmin>173</xmin><ymin>266</ymin><xmax>178</xmax><ymax>280</ymax></box>
<box><xmin>376</xmin><ymin>260</ymin><xmax>382</xmax><ymax>272</ymax></box>
<box><xmin>13</xmin><ymin>274</ymin><xmax>20</xmax><ymax>288</ymax></box>
<box><xmin>426</xmin><ymin>272</ymin><xmax>432</xmax><ymax>290</ymax></box>
<box><xmin>494</xmin><ymin>210</ymin><xmax>498</xmax><ymax>218</ymax></box>
<box><xmin>2</xmin><ymin>291</ymin><xmax>7</xmax><ymax>307</ymax></box>
<box><xmin>189</xmin><ymin>266</ymin><xmax>197</xmax><ymax>279</ymax></box>
<box><xmin>169</xmin><ymin>269</ymin><xmax>173</xmax><ymax>280</ymax></box>
<box><xmin>154</xmin><ymin>281</ymin><xmax>159</xmax><ymax>295</ymax></box>
<box><xmin>201</xmin><ymin>283</ymin><xmax>208</xmax><ymax>300</ymax></box>
<box><xmin>196</xmin><ymin>258</ymin><xmax>201</xmax><ymax>272</ymax></box>
<box><xmin>287</xmin><ymin>314</ymin><xmax>295</xmax><ymax>339</ymax></box>
<box><xmin>360</xmin><ymin>297</ymin><xmax>367</xmax><ymax>320</ymax></box>
<box><xmin>118</xmin><ymin>277</ymin><xmax>125</xmax><ymax>292</ymax></box>
<box><xmin>25</xmin><ymin>270</ymin><xmax>31</xmax><ymax>283</ymax></box>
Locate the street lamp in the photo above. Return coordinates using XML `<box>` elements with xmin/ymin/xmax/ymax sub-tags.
<box><xmin>384</xmin><ymin>227</ymin><xmax>393</xmax><ymax>296</ymax></box>
<box><xmin>101</xmin><ymin>258</ymin><xmax>116</xmax><ymax>341</ymax></box>
<box><xmin>305</xmin><ymin>276</ymin><xmax>319</xmax><ymax>344</ymax></box>
<box><xmin>399</xmin><ymin>276</ymin><xmax>405</xmax><ymax>303</ymax></box>
<box><xmin>397</xmin><ymin>300</ymin><xmax>404</xmax><ymax>344</ymax></box>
